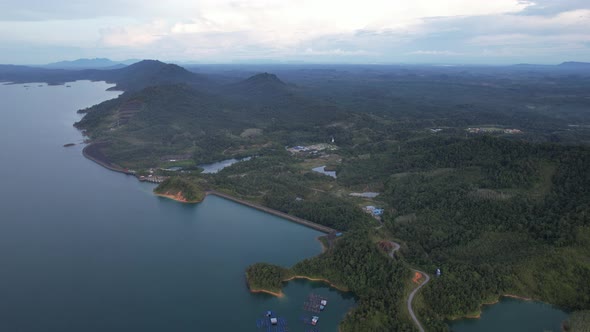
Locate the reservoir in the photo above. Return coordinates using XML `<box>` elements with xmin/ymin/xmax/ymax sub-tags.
<box><xmin>0</xmin><ymin>81</ymin><xmax>355</xmax><ymax>332</ymax></box>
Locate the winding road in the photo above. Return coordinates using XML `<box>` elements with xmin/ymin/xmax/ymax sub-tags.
<box><xmin>388</xmin><ymin>242</ymin><xmax>430</xmax><ymax>332</ymax></box>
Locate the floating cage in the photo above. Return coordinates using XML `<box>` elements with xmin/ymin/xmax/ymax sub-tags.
<box><xmin>256</xmin><ymin>312</ymin><xmax>288</xmax><ymax>332</ymax></box>
<box><xmin>303</xmin><ymin>293</ymin><xmax>328</xmax><ymax>313</ymax></box>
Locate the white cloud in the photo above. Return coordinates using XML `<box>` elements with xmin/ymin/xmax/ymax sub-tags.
<box><xmin>472</xmin><ymin>33</ymin><xmax>590</xmax><ymax>46</ymax></box>
<box><xmin>408</xmin><ymin>50</ymin><xmax>463</xmax><ymax>56</ymax></box>
<box><xmin>100</xmin><ymin>20</ymin><xmax>169</xmax><ymax>47</ymax></box>
<box><xmin>466</xmin><ymin>9</ymin><xmax>590</xmax><ymax>50</ymax></box>
<box><xmin>302</xmin><ymin>48</ymin><xmax>376</xmax><ymax>56</ymax></box>
<box><xmin>98</xmin><ymin>0</ymin><xmax>534</xmax><ymax>49</ymax></box>
<box><xmin>2</xmin><ymin>0</ymin><xmax>590</xmax><ymax>63</ymax></box>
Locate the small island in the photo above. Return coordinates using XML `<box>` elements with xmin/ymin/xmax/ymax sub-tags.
<box><xmin>153</xmin><ymin>177</ymin><xmax>205</xmax><ymax>203</ymax></box>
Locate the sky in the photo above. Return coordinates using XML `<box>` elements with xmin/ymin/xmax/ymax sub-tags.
<box><xmin>0</xmin><ymin>0</ymin><xmax>589</xmax><ymax>65</ymax></box>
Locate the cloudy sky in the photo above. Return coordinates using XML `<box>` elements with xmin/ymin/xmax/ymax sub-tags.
<box><xmin>0</xmin><ymin>0</ymin><xmax>589</xmax><ymax>64</ymax></box>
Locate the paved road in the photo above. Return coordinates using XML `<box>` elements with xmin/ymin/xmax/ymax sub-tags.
<box><xmin>407</xmin><ymin>268</ymin><xmax>430</xmax><ymax>332</ymax></box>
<box><xmin>388</xmin><ymin>241</ymin><xmax>401</xmax><ymax>258</ymax></box>
<box><xmin>388</xmin><ymin>242</ymin><xmax>430</xmax><ymax>332</ymax></box>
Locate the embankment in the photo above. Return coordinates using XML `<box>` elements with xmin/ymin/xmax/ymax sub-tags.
<box><xmin>82</xmin><ymin>143</ymin><xmax>133</xmax><ymax>175</ymax></box>
<box><xmin>206</xmin><ymin>190</ymin><xmax>336</xmax><ymax>234</ymax></box>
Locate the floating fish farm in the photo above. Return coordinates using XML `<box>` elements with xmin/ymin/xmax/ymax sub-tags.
<box><xmin>303</xmin><ymin>293</ymin><xmax>328</xmax><ymax>313</ymax></box>
<box><xmin>256</xmin><ymin>311</ymin><xmax>288</xmax><ymax>332</ymax></box>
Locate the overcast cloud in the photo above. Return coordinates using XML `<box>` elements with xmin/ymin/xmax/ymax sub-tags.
<box><xmin>0</xmin><ymin>0</ymin><xmax>588</xmax><ymax>64</ymax></box>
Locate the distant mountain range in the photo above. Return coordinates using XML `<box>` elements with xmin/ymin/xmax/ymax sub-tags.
<box><xmin>558</xmin><ymin>61</ymin><xmax>590</xmax><ymax>68</ymax></box>
<box><xmin>40</xmin><ymin>58</ymin><xmax>139</xmax><ymax>70</ymax></box>
<box><xmin>513</xmin><ymin>61</ymin><xmax>590</xmax><ymax>68</ymax></box>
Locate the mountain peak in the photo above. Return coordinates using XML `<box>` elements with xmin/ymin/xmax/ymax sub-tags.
<box><xmin>118</xmin><ymin>60</ymin><xmax>192</xmax><ymax>76</ymax></box>
<box><xmin>224</xmin><ymin>72</ymin><xmax>290</xmax><ymax>99</ymax></box>
<box><xmin>124</xmin><ymin>59</ymin><xmax>166</xmax><ymax>69</ymax></box>
<box><xmin>244</xmin><ymin>72</ymin><xmax>285</xmax><ymax>85</ymax></box>
<box><xmin>106</xmin><ymin>60</ymin><xmax>207</xmax><ymax>91</ymax></box>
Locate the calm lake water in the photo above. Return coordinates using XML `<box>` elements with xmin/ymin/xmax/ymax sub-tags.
<box><xmin>311</xmin><ymin>166</ymin><xmax>337</xmax><ymax>179</ymax></box>
<box><xmin>0</xmin><ymin>81</ymin><xmax>355</xmax><ymax>332</ymax></box>
<box><xmin>200</xmin><ymin>157</ymin><xmax>252</xmax><ymax>174</ymax></box>
<box><xmin>450</xmin><ymin>298</ymin><xmax>569</xmax><ymax>332</ymax></box>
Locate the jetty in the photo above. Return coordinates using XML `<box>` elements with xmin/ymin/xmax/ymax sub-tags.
<box><xmin>206</xmin><ymin>190</ymin><xmax>336</xmax><ymax>234</ymax></box>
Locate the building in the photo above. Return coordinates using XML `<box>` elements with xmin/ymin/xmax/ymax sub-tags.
<box><xmin>373</xmin><ymin>208</ymin><xmax>384</xmax><ymax>216</ymax></box>
<box><xmin>363</xmin><ymin>205</ymin><xmax>384</xmax><ymax>217</ymax></box>
<box><xmin>365</xmin><ymin>205</ymin><xmax>376</xmax><ymax>212</ymax></box>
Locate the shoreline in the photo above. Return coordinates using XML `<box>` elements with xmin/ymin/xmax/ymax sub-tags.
<box><xmin>283</xmin><ymin>275</ymin><xmax>349</xmax><ymax>292</ymax></box>
<box><xmin>154</xmin><ymin>193</ymin><xmax>204</xmax><ymax>204</ymax></box>
<box><xmin>81</xmin><ymin>143</ymin><xmax>351</xmax><ymax>306</ymax></box>
<box><xmin>249</xmin><ymin>288</ymin><xmax>285</xmax><ymax>298</ymax></box>
<box><xmin>82</xmin><ymin>143</ymin><xmax>134</xmax><ymax>175</ymax></box>
<box><xmin>318</xmin><ymin>236</ymin><xmax>328</xmax><ymax>253</ymax></box>
<box><xmin>80</xmin><ymin>143</ymin><xmax>337</xmax><ymax>235</ymax></box>
<box><xmin>455</xmin><ymin>293</ymin><xmax>536</xmax><ymax>320</ymax></box>
<box><xmin>81</xmin><ymin>141</ymin><xmax>542</xmax><ymax>329</ymax></box>
<box><xmin>81</xmin><ymin>143</ymin><xmax>347</xmax><ymax>293</ymax></box>
<box><xmin>248</xmin><ymin>275</ymin><xmax>349</xmax><ymax>299</ymax></box>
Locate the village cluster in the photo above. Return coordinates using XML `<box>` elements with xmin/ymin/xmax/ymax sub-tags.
<box><xmin>467</xmin><ymin>127</ymin><xmax>523</xmax><ymax>134</ymax></box>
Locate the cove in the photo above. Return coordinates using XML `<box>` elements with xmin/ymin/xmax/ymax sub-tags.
<box><xmin>450</xmin><ymin>297</ymin><xmax>568</xmax><ymax>332</ymax></box>
<box><xmin>0</xmin><ymin>81</ymin><xmax>355</xmax><ymax>332</ymax></box>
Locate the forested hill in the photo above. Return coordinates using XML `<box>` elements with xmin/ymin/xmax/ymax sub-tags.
<box><xmin>98</xmin><ymin>60</ymin><xmax>209</xmax><ymax>91</ymax></box>
<box><xmin>0</xmin><ymin>60</ymin><xmax>209</xmax><ymax>91</ymax></box>
<box><xmin>224</xmin><ymin>72</ymin><xmax>289</xmax><ymax>97</ymax></box>
<box><xmin>74</xmin><ymin>71</ymin><xmax>346</xmax><ymax>167</ymax></box>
